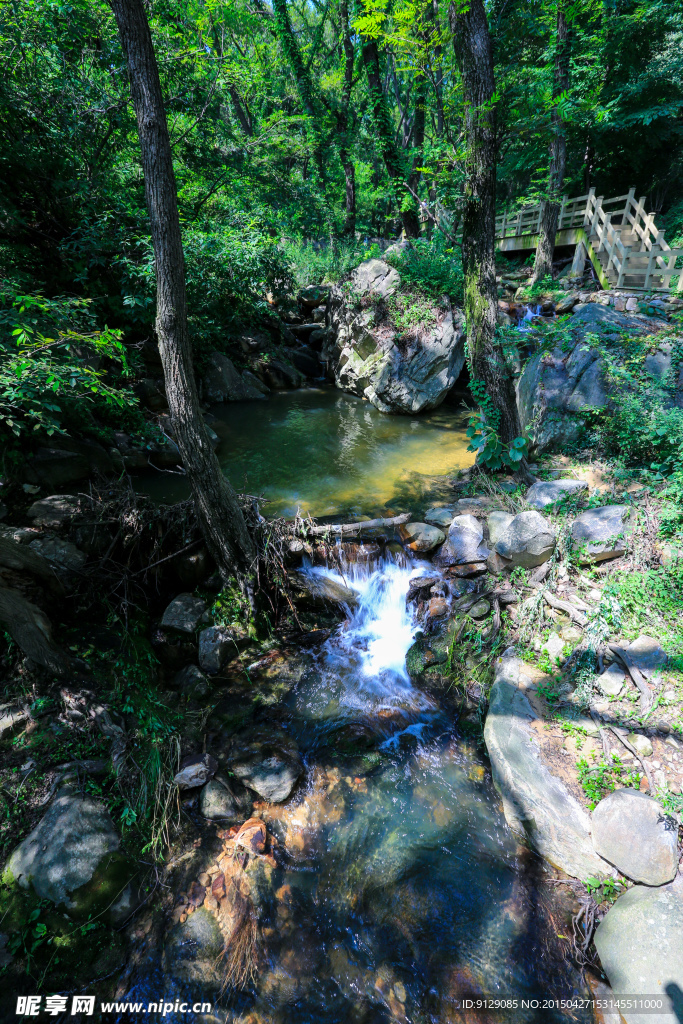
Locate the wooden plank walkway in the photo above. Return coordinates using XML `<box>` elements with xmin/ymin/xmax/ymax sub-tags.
<box><xmin>493</xmin><ymin>188</ymin><xmax>683</xmax><ymax>293</ymax></box>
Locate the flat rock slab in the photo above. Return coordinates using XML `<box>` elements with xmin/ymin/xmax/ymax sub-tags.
<box><xmin>594</xmin><ymin>875</ymin><xmax>683</xmax><ymax>1024</ymax></box>
<box><xmin>625</xmin><ymin>635</ymin><xmax>668</xmax><ymax>678</ymax></box>
<box><xmin>495</xmin><ymin>511</ymin><xmax>557</xmax><ymax>568</ymax></box>
<box><xmin>526</xmin><ymin>479</ymin><xmax>587</xmax><ymax>509</ymax></box>
<box><xmin>484</xmin><ymin>651</ymin><xmax>614</xmax><ymax>880</ymax></box>
<box><xmin>161</xmin><ymin>593</ymin><xmax>207</xmax><ymax>633</ymax></box>
<box><xmin>592</xmin><ymin>789</ymin><xmax>679</xmax><ymax>885</ymax></box>
<box><xmin>27</xmin><ymin>495</ymin><xmax>81</xmax><ymax>529</ymax></box>
<box><xmin>399</xmin><ymin>522</ymin><xmax>445</xmax><ymax>553</ymax></box>
<box><xmin>571</xmin><ymin>504</ymin><xmax>633</xmax><ymax>562</ymax></box>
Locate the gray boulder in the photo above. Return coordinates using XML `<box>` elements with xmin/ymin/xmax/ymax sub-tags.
<box><xmin>594</xmin><ymin>876</ymin><xmax>683</xmax><ymax>1024</ymax></box>
<box><xmin>27</xmin><ymin>495</ymin><xmax>81</xmax><ymax>529</ymax></box>
<box><xmin>333</xmin><ymin>260</ymin><xmax>466</xmax><ymax>414</ymax></box>
<box><xmin>173</xmin><ymin>663</ymin><xmax>210</xmax><ymax>698</ymax></box>
<box><xmin>517</xmin><ymin>305</ymin><xmax>656</xmax><ymax>453</ymax></box>
<box><xmin>231</xmin><ymin>750</ymin><xmax>302</xmax><ymax>803</ymax></box>
<box><xmin>495</xmin><ymin>511</ymin><xmax>556</xmax><ymax>568</ymax></box>
<box><xmin>6</xmin><ymin>787</ymin><xmax>136</xmax><ymax>923</ymax></box>
<box><xmin>203</xmin><ymin>351</ymin><xmax>266</xmax><ymax>403</ymax></box>
<box><xmin>484</xmin><ymin>651</ymin><xmax>614</xmax><ymax>879</ymax></box>
<box><xmin>29</xmin><ymin>536</ymin><xmax>86</xmax><ymax>573</ymax></box>
<box><xmin>398</xmin><ymin>522</ymin><xmax>445</xmax><ymax>553</ymax></box>
<box><xmin>623</xmin><ymin>635</ymin><xmax>668</xmax><ymax>678</ymax></box>
<box><xmin>597</xmin><ymin>663</ymin><xmax>626</xmax><ymax>697</ymax></box>
<box><xmin>525</xmin><ymin>479</ymin><xmax>587</xmax><ymax>509</ymax></box>
<box><xmin>164</xmin><ymin>907</ymin><xmax>224</xmax><ymax>992</ymax></box>
<box><xmin>591</xmin><ymin>789</ymin><xmax>678</xmax><ymax>885</ymax></box>
<box><xmin>198</xmin><ymin>626</ymin><xmax>243</xmax><ymax>673</ymax></box>
<box><xmin>571</xmin><ymin>504</ymin><xmax>632</xmax><ymax>562</ymax></box>
<box><xmin>173</xmin><ymin>753</ymin><xmax>217</xmax><ymax>789</ymax></box>
<box><xmin>161</xmin><ymin>593</ymin><xmax>207</xmax><ymax>633</ymax></box>
<box><xmin>434</xmin><ymin>514</ymin><xmax>489</xmax><ymax>567</ymax></box>
<box><xmin>200</xmin><ymin>776</ymin><xmax>252</xmax><ymax>821</ymax></box>
<box><xmin>487</xmin><ymin>511</ymin><xmax>514</xmax><ymax>547</ymax></box>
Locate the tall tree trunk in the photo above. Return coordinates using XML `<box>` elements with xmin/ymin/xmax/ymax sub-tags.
<box><xmin>532</xmin><ymin>6</ymin><xmax>570</xmax><ymax>285</ymax></box>
<box><xmin>403</xmin><ymin>28</ymin><xmax>427</xmax><ymax>239</ymax></box>
<box><xmin>449</xmin><ymin>0</ymin><xmax>533</xmax><ymax>481</ymax></box>
<box><xmin>432</xmin><ymin>0</ymin><xmax>445</xmax><ymax>137</ymax></box>
<box><xmin>339</xmin><ymin>0</ymin><xmax>356</xmax><ymax>235</ymax></box>
<box><xmin>272</xmin><ymin>0</ymin><xmax>325</xmax><ymax>180</ymax></box>
<box><xmin>358</xmin><ymin>18</ymin><xmax>413</xmax><ymax>237</ymax></box>
<box><xmin>109</xmin><ymin>0</ymin><xmax>255</xmax><ymax>576</ymax></box>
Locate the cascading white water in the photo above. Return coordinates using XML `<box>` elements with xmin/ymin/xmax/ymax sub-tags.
<box><xmin>302</xmin><ymin>553</ymin><xmax>434</xmax><ymax>708</ymax></box>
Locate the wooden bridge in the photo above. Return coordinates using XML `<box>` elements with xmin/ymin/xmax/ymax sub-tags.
<box><xmin>495</xmin><ymin>187</ymin><xmax>683</xmax><ymax>292</ymax></box>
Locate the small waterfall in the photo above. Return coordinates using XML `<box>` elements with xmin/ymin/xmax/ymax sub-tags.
<box><xmin>517</xmin><ymin>303</ymin><xmax>542</xmax><ymax>331</ymax></box>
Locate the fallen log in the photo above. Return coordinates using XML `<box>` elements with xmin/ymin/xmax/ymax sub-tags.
<box><xmin>542</xmin><ymin>589</ymin><xmax>588</xmax><ymax>627</ymax></box>
<box><xmin>301</xmin><ymin>513</ymin><xmax>411</xmax><ymax>537</ymax></box>
<box><xmin>606</xmin><ymin>642</ymin><xmax>652</xmax><ymax>713</ymax></box>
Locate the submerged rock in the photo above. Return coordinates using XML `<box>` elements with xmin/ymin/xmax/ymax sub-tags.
<box><xmin>591</xmin><ymin>790</ymin><xmax>678</xmax><ymax>885</ymax></box>
<box><xmin>291</xmin><ymin>570</ymin><xmax>359</xmax><ymax>608</ymax></box>
<box><xmin>484</xmin><ymin>651</ymin><xmax>613</xmax><ymax>879</ymax></box>
<box><xmin>594</xmin><ymin>876</ymin><xmax>683</xmax><ymax>1024</ymax></box>
<box><xmin>163</xmin><ymin>907</ymin><xmax>224</xmax><ymax>992</ymax></box>
<box><xmin>200</xmin><ymin>776</ymin><xmax>252</xmax><ymax>821</ymax></box>
<box><xmin>231</xmin><ymin>750</ymin><xmax>303</xmax><ymax>803</ymax></box>
<box><xmin>424</xmin><ymin>507</ymin><xmax>455</xmax><ymax>528</ymax></box>
<box><xmin>495</xmin><ymin>511</ymin><xmax>556</xmax><ymax>568</ymax></box>
<box><xmin>570</xmin><ymin>504</ymin><xmax>633</xmax><ymax>562</ymax></box>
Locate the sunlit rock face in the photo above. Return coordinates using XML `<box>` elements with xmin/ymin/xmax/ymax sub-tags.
<box><xmin>329</xmin><ymin>259</ymin><xmax>466</xmax><ymax>415</ymax></box>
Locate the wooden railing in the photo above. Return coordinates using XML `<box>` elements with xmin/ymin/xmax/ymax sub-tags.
<box><xmin>495</xmin><ymin>187</ymin><xmax>683</xmax><ymax>292</ymax></box>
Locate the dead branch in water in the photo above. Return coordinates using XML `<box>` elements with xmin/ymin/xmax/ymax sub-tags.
<box><xmin>300</xmin><ymin>512</ymin><xmax>411</xmax><ymax>537</ymax></box>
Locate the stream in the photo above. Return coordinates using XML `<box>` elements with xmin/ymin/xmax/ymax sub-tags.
<box><xmin>127</xmin><ymin>551</ymin><xmax>592</xmax><ymax>1023</ymax></box>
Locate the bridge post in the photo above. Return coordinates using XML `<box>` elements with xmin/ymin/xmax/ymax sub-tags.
<box><xmin>570</xmin><ymin>240</ymin><xmax>587</xmax><ymax>280</ymax></box>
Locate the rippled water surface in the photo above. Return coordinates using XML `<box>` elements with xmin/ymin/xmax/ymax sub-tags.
<box><xmin>139</xmin><ymin>388</ymin><xmax>474</xmax><ymax>517</ymax></box>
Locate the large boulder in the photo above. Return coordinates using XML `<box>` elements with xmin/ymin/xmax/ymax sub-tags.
<box><xmin>495</xmin><ymin>511</ymin><xmax>556</xmax><ymax>568</ymax></box>
<box><xmin>291</xmin><ymin>570</ymin><xmax>359</xmax><ymax>608</ymax></box>
<box><xmin>198</xmin><ymin>626</ymin><xmax>245</xmax><ymax>673</ymax></box>
<box><xmin>433</xmin><ymin>514</ymin><xmax>489</xmax><ymax>568</ymax></box>
<box><xmin>24</xmin><ymin>437</ymin><xmax>113</xmax><ymax>489</ymax></box>
<box><xmin>484</xmin><ymin>651</ymin><xmax>613</xmax><ymax>879</ymax></box>
<box><xmin>517</xmin><ymin>305</ymin><xmax>657</xmax><ymax>453</ymax></box>
<box><xmin>6</xmin><ymin>786</ymin><xmax>136</xmax><ymax>923</ymax></box>
<box><xmin>525</xmin><ymin>479</ymin><xmax>587</xmax><ymax>509</ymax></box>
<box><xmin>202</xmin><ymin>351</ymin><xmax>266</xmax><ymax>403</ymax></box>
<box><xmin>398</xmin><ymin>522</ymin><xmax>445</xmax><ymax>553</ymax></box>
<box><xmin>594</xmin><ymin>876</ymin><xmax>683</xmax><ymax>1024</ymax></box>
<box><xmin>591</xmin><ymin>790</ymin><xmax>678</xmax><ymax>885</ymax></box>
<box><xmin>200</xmin><ymin>776</ymin><xmax>252</xmax><ymax>821</ymax></box>
<box><xmin>161</xmin><ymin>593</ymin><xmax>207</xmax><ymax>634</ymax></box>
<box><xmin>570</xmin><ymin>504</ymin><xmax>633</xmax><ymax>562</ymax></box>
<box><xmin>333</xmin><ymin>259</ymin><xmax>466</xmax><ymax>414</ymax></box>
<box><xmin>231</xmin><ymin>749</ymin><xmax>303</xmax><ymax>803</ymax></box>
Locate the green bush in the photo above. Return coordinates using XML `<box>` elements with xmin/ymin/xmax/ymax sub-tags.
<box><xmin>387</xmin><ymin>236</ymin><xmax>463</xmax><ymax>301</ymax></box>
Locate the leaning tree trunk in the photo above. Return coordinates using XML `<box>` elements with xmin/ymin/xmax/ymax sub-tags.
<box><xmin>449</xmin><ymin>0</ymin><xmax>533</xmax><ymax>482</ymax></box>
<box><xmin>402</xmin><ymin>49</ymin><xmax>427</xmax><ymax>239</ymax></box>
<box><xmin>532</xmin><ymin>5</ymin><xmax>570</xmax><ymax>284</ymax></box>
<box><xmin>109</xmin><ymin>0</ymin><xmax>255</xmax><ymax>576</ymax></box>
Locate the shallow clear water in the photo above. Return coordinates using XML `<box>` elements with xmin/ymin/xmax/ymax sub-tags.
<box><xmin>139</xmin><ymin>388</ymin><xmax>474</xmax><ymax>518</ymax></box>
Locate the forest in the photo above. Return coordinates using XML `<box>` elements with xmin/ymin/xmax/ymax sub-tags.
<box><xmin>1</xmin><ymin>0</ymin><xmax>683</xmax><ymax>1019</ymax></box>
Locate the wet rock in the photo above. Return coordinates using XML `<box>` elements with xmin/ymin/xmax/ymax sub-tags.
<box><xmin>28</xmin><ymin>536</ymin><xmax>86</xmax><ymax>573</ymax></box>
<box><xmin>424</xmin><ymin>507</ymin><xmax>455</xmax><ymax>528</ymax></box>
<box><xmin>591</xmin><ymin>790</ymin><xmax>678</xmax><ymax>885</ymax></box>
<box><xmin>27</xmin><ymin>494</ymin><xmax>81</xmax><ymax>529</ymax></box>
<box><xmin>234</xmin><ymin>817</ymin><xmax>267</xmax><ymax>854</ymax></box>
<box><xmin>406</xmin><ymin>575</ymin><xmax>442</xmax><ymax>603</ymax></box>
<box><xmin>525</xmin><ymin>479</ymin><xmax>587</xmax><ymax>509</ymax></box>
<box><xmin>163</xmin><ymin>907</ymin><xmax>224</xmax><ymax>991</ymax></box>
<box><xmin>570</xmin><ymin>505</ymin><xmax>633</xmax><ymax>562</ymax></box>
<box><xmin>202</xmin><ymin>351</ymin><xmax>266</xmax><ymax>402</ymax></box>
<box><xmin>173</xmin><ymin>663</ymin><xmax>210</xmax><ymax>698</ymax></box>
<box><xmin>200</xmin><ymin>776</ymin><xmax>252</xmax><ymax>821</ymax></box>
<box><xmin>198</xmin><ymin>626</ymin><xmax>244</xmax><ymax>673</ymax></box>
<box><xmin>434</xmin><ymin>514</ymin><xmax>489</xmax><ymax>567</ymax></box>
<box><xmin>628</xmin><ymin>733</ymin><xmax>653</xmax><ymax>757</ymax></box>
<box><xmin>398</xmin><ymin>522</ymin><xmax>445</xmax><ymax>554</ymax></box>
<box><xmin>231</xmin><ymin>750</ymin><xmax>303</xmax><ymax>803</ymax></box>
<box><xmin>6</xmin><ymin>786</ymin><xmax>136</xmax><ymax>923</ymax></box>
<box><xmin>597</xmin><ymin>663</ymin><xmax>625</xmax><ymax>697</ymax></box>
<box><xmin>427</xmin><ymin>597</ymin><xmax>449</xmax><ymax>619</ymax></box>
<box><xmin>484</xmin><ymin>651</ymin><xmax>614</xmax><ymax>879</ymax></box>
<box><xmin>291</xmin><ymin>570</ymin><xmax>359</xmax><ymax>608</ymax></box>
<box><xmin>594</xmin><ymin>876</ymin><xmax>683</xmax><ymax>1024</ymax></box>
<box><xmin>173</xmin><ymin>753</ymin><xmax>217</xmax><ymax>789</ymax></box>
<box><xmin>161</xmin><ymin>593</ymin><xmax>208</xmax><ymax>634</ymax></box>
<box><xmin>446</xmin><ymin>562</ymin><xmax>487</xmax><ymax>577</ymax></box>
<box><xmin>495</xmin><ymin>511</ymin><xmax>556</xmax><ymax>568</ymax></box>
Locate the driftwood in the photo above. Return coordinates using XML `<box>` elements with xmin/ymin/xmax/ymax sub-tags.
<box><xmin>608</xmin><ymin>726</ymin><xmax>654</xmax><ymax>794</ymax></box>
<box><xmin>607</xmin><ymin>642</ymin><xmax>652</xmax><ymax>713</ymax></box>
<box><xmin>0</xmin><ymin>586</ymin><xmax>74</xmax><ymax>676</ymax></box>
<box><xmin>0</xmin><ymin>537</ymin><xmax>64</xmax><ymax>593</ymax></box>
<box><xmin>302</xmin><ymin>513</ymin><xmax>411</xmax><ymax>537</ymax></box>
<box><xmin>542</xmin><ymin>589</ymin><xmax>588</xmax><ymax>627</ymax></box>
